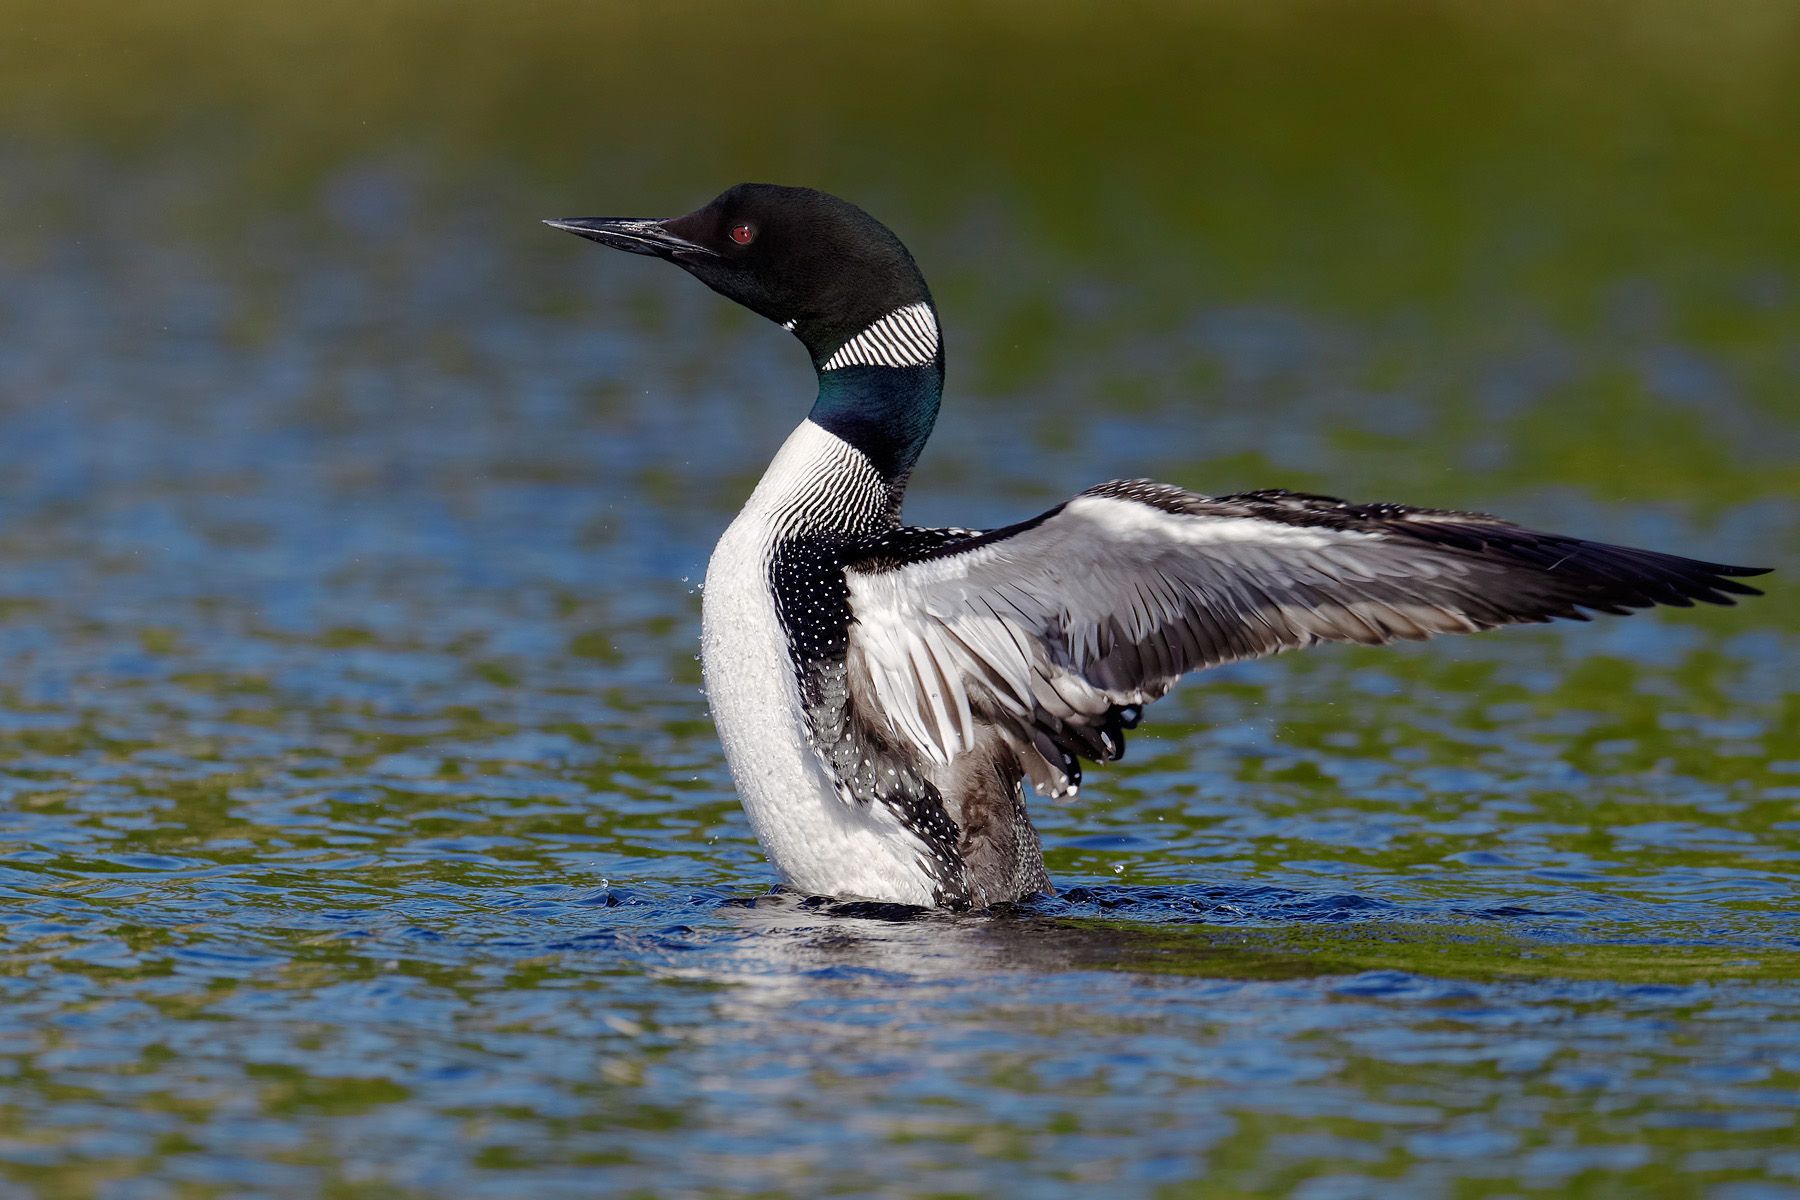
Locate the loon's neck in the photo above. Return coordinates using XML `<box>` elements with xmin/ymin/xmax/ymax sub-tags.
<box><xmin>802</xmin><ymin>302</ymin><xmax>943</xmax><ymax>494</ymax></box>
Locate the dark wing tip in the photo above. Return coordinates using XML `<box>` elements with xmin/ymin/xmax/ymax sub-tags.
<box><xmin>1362</xmin><ymin>520</ymin><xmax>1771</xmax><ymax>618</ymax></box>
<box><xmin>1674</xmin><ymin>562</ymin><xmax>1770</xmax><ymax>604</ymax></box>
<box><xmin>1562</xmin><ymin>549</ymin><xmax>1769</xmax><ymax>610</ymax></box>
<box><xmin>1711</xmin><ymin>576</ymin><xmax>1766</xmax><ymax>599</ymax></box>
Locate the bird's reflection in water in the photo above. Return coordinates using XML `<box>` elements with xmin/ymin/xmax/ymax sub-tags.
<box><xmin>692</xmin><ymin>886</ymin><xmax>1378</xmax><ymax>998</ymax></box>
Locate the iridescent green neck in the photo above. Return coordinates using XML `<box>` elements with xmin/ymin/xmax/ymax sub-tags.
<box><xmin>807</xmin><ymin>360</ymin><xmax>944</xmax><ymax>487</ymax></box>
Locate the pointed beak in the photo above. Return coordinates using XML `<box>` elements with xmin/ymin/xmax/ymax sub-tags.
<box><xmin>542</xmin><ymin>217</ymin><xmax>720</xmax><ymax>260</ymax></box>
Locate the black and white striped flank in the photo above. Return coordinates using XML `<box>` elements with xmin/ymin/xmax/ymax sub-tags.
<box><xmin>821</xmin><ymin>303</ymin><xmax>940</xmax><ymax>371</ymax></box>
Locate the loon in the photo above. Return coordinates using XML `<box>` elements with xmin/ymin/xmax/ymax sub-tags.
<box><xmin>548</xmin><ymin>183</ymin><xmax>1768</xmax><ymax>910</ymax></box>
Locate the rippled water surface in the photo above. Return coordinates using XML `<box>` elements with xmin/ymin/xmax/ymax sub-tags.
<box><xmin>4</xmin><ymin>5</ymin><xmax>1800</xmax><ymax>1196</ymax></box>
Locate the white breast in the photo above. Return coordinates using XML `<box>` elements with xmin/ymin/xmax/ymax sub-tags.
<box><xmin>699</xmin><ymin>421</ymin><xmax>940</xmax><ymax>905</ymax></box>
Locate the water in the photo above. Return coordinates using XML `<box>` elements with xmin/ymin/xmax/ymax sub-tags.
<box><xmin>3</xmin><ymin>5</ymin><xmax>1799</xmax><ymax>1195</ymax></box>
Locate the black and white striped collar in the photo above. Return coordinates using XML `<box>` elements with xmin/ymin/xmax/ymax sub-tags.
<box><xmin>820</xmin><ymin>303</ymin><xmax>940</xmax><ymax>372</ymax></box>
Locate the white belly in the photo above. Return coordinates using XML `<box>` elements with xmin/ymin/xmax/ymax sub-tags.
<box><xmin>698</xmin><ymin>422</ymin><xmax>940</xmax><ymax>905</ymax></box>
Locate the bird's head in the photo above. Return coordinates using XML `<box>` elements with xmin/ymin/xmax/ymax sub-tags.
<box><xmin>546</xmin><ymin>183</ymin><xmax>936</xmax><ymax>372</ymax></box>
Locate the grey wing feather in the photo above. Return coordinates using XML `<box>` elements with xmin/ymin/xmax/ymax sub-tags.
<box><xmin>844</xmin><ymin>482</ymin><xmax>1767</xmax><ymax>798</ymax></box>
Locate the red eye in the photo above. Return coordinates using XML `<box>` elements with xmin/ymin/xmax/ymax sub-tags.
<box><xmin>729</xmin><ymin>223</ymin><xmax>755</xmax><ymax>245</ymax></box>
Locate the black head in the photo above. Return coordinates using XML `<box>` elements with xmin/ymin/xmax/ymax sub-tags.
<box><xmin>546</xmin><ymin>184</ymin><xmax>935</xmax><ymax>367</ymax></box>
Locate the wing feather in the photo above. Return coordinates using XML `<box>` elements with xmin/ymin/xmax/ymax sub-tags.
<box><xmin>844</xmin><ymin>484</ymin><xmax>1768</xmax><ymax>796</ymax></box>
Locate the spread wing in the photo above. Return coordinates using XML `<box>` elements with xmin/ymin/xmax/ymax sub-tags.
<box><xmin>844</xmin><ymin>482</ymin><xmax>1767</xmax><ymax>798</ymax></box>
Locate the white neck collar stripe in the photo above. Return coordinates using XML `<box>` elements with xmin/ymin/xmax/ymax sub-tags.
<box><xmin>821</xmin><ymin>303</ymin><xmax>939</xmax><ymax>371</ymax></box>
